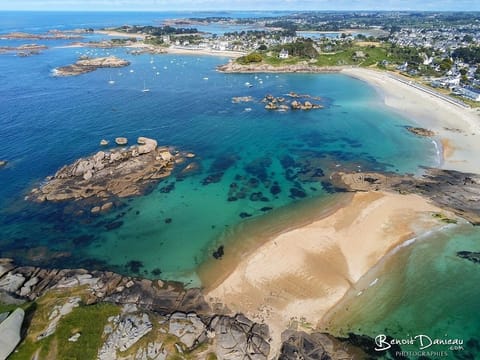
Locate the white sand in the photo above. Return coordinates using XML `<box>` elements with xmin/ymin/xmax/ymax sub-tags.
<box><xmin>342</xmin><ymin>68</ymin><xmax>480</xmax><ymax>173</ymax></box>
<box><xmin>206</xmin><ymin>191</ymin><xmax>453</xmax><ymax>354</ymax></box>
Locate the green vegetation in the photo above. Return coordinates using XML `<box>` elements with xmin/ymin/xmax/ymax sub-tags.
<box><xmin>432</xmin><ymin>212</ymin><xmax>458</xmax><ymax>224</ymax></box>
<box><xmin>207</xmin><ymin>352</ymin><xmax>218</xmax><ymax>360</ymax></box>
<box><xmin>452</xmin><ymin>47</ymin><xmax>480</xmax><ymax>63</ymax></box>
<box><xmin>237</xmin><ymin>52</ymin><xmax>263</xmax><ymax>64</ymax></box>
<box><xmin>7</xmin><ymin>286</ymin><xmax>119</xmax><ymax>360</ymax></box>
<box><xmin>116</xmin><ymin>25</ymin><xmax>198</xmax><ymax>36</ymax></box>
<box><xmin>238</xmin><ymin>39</ymin><xmax>430</xmax><ymax>70</ymax></box>
<box><xmin>110</xmin><ymin>37</ymin><xmax>137</xmax><ymax>44</ymax></box>
<box><xmin>271</xmin><ymin>39</ymin><xmax>318</xmax><ymax>59</ymax></box>
<box><xmin>11</xmin><ymin>300</ymin><xmax>119</xmax><ymax>360</ymax></box>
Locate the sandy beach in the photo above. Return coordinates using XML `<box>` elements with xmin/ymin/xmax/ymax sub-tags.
<box><xmin>205</xmin><ymin>191</ymin><xmax>455</xmax><ymax>353</ymax></box>
<box><xmin>165</xmin><ymin>47</ymin><xmax>245</xmax><ymax>58</ymax></box>
<box><xmin>342</xmin><ymin>68</ymin><xmax>480</xmax><ymax>173</ymax></box>
<box><xmin>203</xmin><ymin>67</ymin><xmax>478</xmax><ymax>354</ymax></box>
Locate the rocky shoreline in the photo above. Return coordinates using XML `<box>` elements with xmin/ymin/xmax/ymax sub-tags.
<box><xmin>27</xmin><ymin>137</ymin><xmax>180</xmax><ymax>211</ymax></box>
<box><xmin>0</xmin><ymin>258</ymin><xmax>394</xmax><ymax>359</ymax></box>
<box><xmin>217</xmin><ymin>61</ymin><xmax>344</xmax><ymax>73</ymax></box>
<box><xmin>330</xmin><ymin>168</ymin><xmax>480</xmax><ymax>224</ymax></box>
<box><xmin>0</xmin><ymin>44</ymin><xmax>48</xmax><ymax>56</ymax></box>
<box><xmin>53</xmin><ymin>56</ymin><xmax>130</xmax><ymax>76</ymax></box>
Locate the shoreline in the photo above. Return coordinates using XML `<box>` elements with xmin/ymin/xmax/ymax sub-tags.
<box><xmin>341</xmin><ymin>67</ymin><xmax>480</xmax><ymax>174</ymax></box>
<box><xmin>204</xmin><ymin>191</ymin><xmax>455</xmax><ymax>354</ymax></box>
<box><xmin>202</xmin><ymin>66</ymin><xmax>480</xmax><ymax>353</ymax></box>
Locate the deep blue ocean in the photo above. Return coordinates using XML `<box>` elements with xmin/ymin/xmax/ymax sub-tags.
<box><xmin>0</xmin><ymin>12</ymin><xmax>479</xmax><ymax>358</ymax></box>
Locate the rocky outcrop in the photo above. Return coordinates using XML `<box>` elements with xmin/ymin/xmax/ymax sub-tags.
<box><xmin>235</xmin><ymin>93</ymin><xmax>323</xmax><ymax>113</ymax></box>
<box><xmin>457</xmin><ymin>251</ymin><xmax>480</xmax><ymax>264</ymax></box>
<box><xmin>0</xmin><ymin>308</ymin><xmax>25</xmax><ymax>360</ymax></box>
<box><xmin>168</xmin><ymin>312</ymin><xmax>206</xmax><ymax>348</ymax></box>
<box><xmin>115</xmin><ymin>137</ymin><xmax>128</xmax><ymax>145</ymax></box>
<box><xmin>0</xmin><ymin>258</ymin><xmax>272</xmax><ymax>359</ymax></box>
<box><xmin>53</xmin><ymin>56</ymin><xmax>130</xmax><ymax>76</ymax></box>
<box><xmin>0</xmin><ymin>44</ymin><xmax>48</xmax><ymax>56</ymax></box>
<box><xmin>330</xmin><ymin>168</ymin><xmax>480</xmax><ymax>224</ymax></box>
<box><xmin>0</xmin><ymin>258</ymin><xmax>210</xmax><ymax>315</ymax></box>
<box><xmin>99</xmin><ymin>312</ymin><xmax>153</xmax><ymax>359</ymax></box>
<box><xmin>209</xmin><ymin>314</ymin><xmax>270</xmax><ymax>360</ymax></box>
<box><xmin>406</xmin><ymin>126</ymin><xmax>435</xmax><ymax>137</ymax></box>
<box><xmin>290</xmin><ymin>100</ymin><xmax>322</xmax><ymax>110</ymax></box>
<box><xmin>27</xmin><ymin>137</ymin><xmax>178</xmax><ymax>203</ymax></box>
<box><xmin>1</xmin><ymin>31</ymin><xmax>82</xmax><ymax>40</ymax></box>
<box><xmin>218</xmin><ymin>61</ymin><xmax>343</xmax><ymax>73</ymax></box>
<box><xmin>279</xmin><ymin>331</ymin><xmax>398</xmax><ymax>359</ymax></box>
<box><xmin>232</xmin><ymin>96</ymin><xmax>253</xmax><ymax>103</ymax></box>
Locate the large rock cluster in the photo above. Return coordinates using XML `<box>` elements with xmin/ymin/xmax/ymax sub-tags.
<box><xmin>210</xmin><ymin>314</ymin><xmax>270</xmax><ymax>360</ymax></box>
<box><xmin>28</xmin><ymin>137</ymin><xmax>177</xmax><ymax>203</ymax></box>
<box><xmin>330</xmin><ymin>168</ymin><xmax>480</xmax><ymax>224</ymax></box>
<box><xmin>53</xmin><ymin>56</ymin><xmax>130</xmax><ymax>76</ymax></box>
<box><xmin>0</xmin><ymin>258</ymin><xmax>209</xmax><ymax>314</ymax></box>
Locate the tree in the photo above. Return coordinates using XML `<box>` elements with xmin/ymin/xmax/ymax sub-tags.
<box><xmin>475</xmin><ymin>67</ymin><xmax>480</xmax><ymax>80</ymax></box>
<box><xmin>439</xmin><ymin>58</ymin><xmax>453</xmax><ymax>72</ymax></box>
<box><xmin>237</xmin><ymin>53</ymin><xmax>263</xmax><ymax>64</ymax></box>
<box><xmin>463</xmin><ymin>34</ymin><xmax>474</xmax><ymax>43</ymax></box>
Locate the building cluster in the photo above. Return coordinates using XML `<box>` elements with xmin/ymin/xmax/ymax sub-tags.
<box><xmin>390</xmin><ymin>26</ymin><xmax>480</xmax><ymax>101</ymax></box>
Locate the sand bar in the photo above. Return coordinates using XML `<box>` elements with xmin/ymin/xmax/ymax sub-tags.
<box><xmin>205</xmin><ymin>191</ymin><xmax>454</xmax><ymax>353</ymax></box>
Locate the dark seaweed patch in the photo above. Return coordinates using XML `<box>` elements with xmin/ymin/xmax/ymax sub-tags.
<box><xmin>105</xmin><ymin>221</ymin><xmax>123</xmax><ymax>231</ymax></box>
<box><xmin>212</xmin><ymin>245</ymin><xmax>224</xmax><ymax>259</ymax></box>
<box><xmin>159</xmin><ymin>182</ymin><xmax>175</xmax><ymax>193</ymax></box>
<box><xmin>125</xmin><ymin>260</ymin><xmax>144</xmax><ymax>274</ymax></box>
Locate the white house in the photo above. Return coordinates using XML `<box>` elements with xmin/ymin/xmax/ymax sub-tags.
<box><xmin>279</xmin><ymin>49</ymin><xmax>289</xmax><ymax>59</ymax></box>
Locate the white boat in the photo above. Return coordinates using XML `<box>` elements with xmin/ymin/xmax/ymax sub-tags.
<box><xmin>142</xmin><ymin>81</ymin><xmax>150</xmax><ymax>93</ymax></box>
<box><xmin>108</xmin><ymin>75</ymin><xmax>115</xmax><ymax>85</ymax></box>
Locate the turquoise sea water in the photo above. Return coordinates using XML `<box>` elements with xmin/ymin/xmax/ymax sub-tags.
<box><xmin>323</xmin><ymin>223</ymin><xmax>480</xmax><ymax>359</ymax></box>
<box><xmin>2</xmin><ymin>12</ymin><xmax>479</xmax><ymax>358</ymax></box>
<box><xmin>0</xmin><ymin>45</ymin><xmax>436</xmax><ymax>281</ymax></box>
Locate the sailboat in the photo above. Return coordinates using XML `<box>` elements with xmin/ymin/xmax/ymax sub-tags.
<box><xmin>142</xmin><ymin>80</ymin><xmax>150</xmax><ymax>93</ymax></box>
<box><xmin>108</xmin><ymin>74</ymin><xmax>115</xmax><ymax>85</ymax></box>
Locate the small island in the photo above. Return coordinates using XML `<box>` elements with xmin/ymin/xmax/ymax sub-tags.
<box><xmin>27</xmin><ymin>137</ymin><xmax>179</xmax><ymax>206</ymax></box>
<box><xmin>53</xmin><ymin>56</ymin><xmax>130</xmax><ymax>76</ymax></box>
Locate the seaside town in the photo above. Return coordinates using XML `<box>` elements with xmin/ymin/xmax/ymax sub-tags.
<box><xmin>105</xmin><ymin>12</ymin><xmax>480</xmax><ymax>103</ymax></box>
<box><xmin>2</xmin><ymin>8</ymin><xmax>480</xmax><ymax>360</ymax></box>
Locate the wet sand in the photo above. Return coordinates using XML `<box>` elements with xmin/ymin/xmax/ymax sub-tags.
<box><xmin>204</xmin><ymin>191</ymin><xmax>454</xmax><ymax>353</ymax></box>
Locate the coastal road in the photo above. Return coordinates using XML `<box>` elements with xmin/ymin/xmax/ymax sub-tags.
<box><xmin>387</xmin><ymin>73</ymin><xmax>470</xmax><ymax>109</ymax></box>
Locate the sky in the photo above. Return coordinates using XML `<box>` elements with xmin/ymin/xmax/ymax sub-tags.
<box><xmin>0</xmin><ymin>0</ymin><xmax>479</xmax><ymax>11</ymax></box>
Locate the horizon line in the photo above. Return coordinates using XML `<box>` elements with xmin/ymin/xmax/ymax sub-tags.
<box><xmin>1</xmin><ymin>9</ymin><xmax>479</xmax><ymax>12</ymax></box>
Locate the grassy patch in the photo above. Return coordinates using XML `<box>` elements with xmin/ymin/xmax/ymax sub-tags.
<box><xmin>9</xmin><ymin>288</ymin><xmax>119</xmax><ymax>360</ymax></box>
<box><xmin>432</xmin><ymin>212</ymin><xmax>458</xmax><ymax>224</ymax></box>
<box><xmin>206</xmin><ymin>353</ymin><xmax>218</xmax><ymax>360</ymax></box>
<box><xmin>54</xmin><ymin>303</ymin><xmax>119</xmax><ymax>360</ymax></box>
